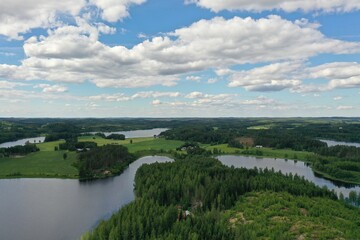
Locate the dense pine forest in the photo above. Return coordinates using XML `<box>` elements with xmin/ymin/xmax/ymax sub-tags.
<box><xmin>0</xmin><ymin>143</ymin><xmax>39</xmax><ymax>157</ymax></box>
<box><xmin>76</xmin><ymin>145</ymin><xmax>135</xmax><ymax>180</ymax></box>
<box><xmin>83</xmin><ymin>155</ymin><xmax>360</xmax><ymax>239</ymax></box>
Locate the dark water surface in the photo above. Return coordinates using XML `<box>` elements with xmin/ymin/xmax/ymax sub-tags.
<box><xmin>0</xmin><ymin>156</ymin><xmax>173</xmax><ymax>240</ymax></box>
<box><xmin>218</xmin><ymin>155</ymin><xmax>360</xmax><ymax>197</ymax></box>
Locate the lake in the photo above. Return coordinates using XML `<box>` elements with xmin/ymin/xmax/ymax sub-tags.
<box><xmin>0</xmin><ymin>137</ymin><xmax>45</xmax><ymax>148</ymax></box>
<box><xmin>217</xmin><ymin>155</ymin><xmax>360</xmax><ymax>197</ymax></box>
<box><xmin>0</xmin><ymin>128</ymin><xmax>169</xmax><ymax>149</ymax></box>
<box><xmin>88</xmin><ymin>128</ymin><xmax>168</xmax><ymax>138</ymax></box>
<box><xmin>320</xmin><ymin>139</ymin><xmax>360</xmax><ymax>148</ymax></box>
<box><xmin>0</xmin><ymin>156</ymin><xmax>173</xmax><ymax>240</ymax></box>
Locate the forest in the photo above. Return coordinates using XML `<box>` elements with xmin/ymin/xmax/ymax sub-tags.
<box><xmin>2</xmin><ymin>117</ymin><xmax>360</xmax><ymax>184</ymax></box>
<box><xmin>2</xmin><ymin>117</ymin><xmax>360</xmax><ymax>183</ymax></box>
<box><xmin>0</xmin><ymin>144</ymin><xmax>39</xmax><ymax>158</ymax></box>
<box><xmin>83</xmin><ymin>155</ymin><xmax>360</xmax><ymax>239</ymax></box>
<box><xmin>76</xmin><ymin>145</ymin><xmax>135</xmax><ymax>180</ymax></box>
<box><xmin>2</xmin><ymin>117</ymin><xmax>360</xmax><ymax>144</ymax></box>
<box><xmin>160</xmin><ymin>123</ymin><xmax>360</xmax><ymax>184</ymax></box>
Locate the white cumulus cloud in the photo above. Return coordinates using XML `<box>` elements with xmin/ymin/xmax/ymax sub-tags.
<box><xmin>0</xmin><ymin>80</ymin><xmax>27</xmax><ymax>89</ymax></box>
<box><xmin>229</xmin><ymin>61</ymin><xmax>303</xmax><ymax>91</ymax></box>
<box><xmin>186</xmin><ymin>0</ymin><xmax>360</xmax><ymax>13</ymax></box>
<box><xmin>0</xmin><ymin>0</ymin><xmax>145</xmax><ymax>40</ymax></box>
<box><xmin>90</xmin><ymin>0</ymin><xmax>146</xmax><ymax>22</ymax></box>
<box><xmin>0</xmin><ymin>0</ymin><xmax>86</xmax><ymax>40</ymax></box>
<box><xmin>0</xmin><ymin>16</ymin><xmax>359</xmax><ymax>89</ymax></box>
<box><xmin>337</xmin><ymin>105</ymin><xmax>354</xmax><ymax>110</ymax></box>
<box><xmin>228</xmin><ymin>61</ymin><xmax>360</xmax><ymax>92</ymax></box>
<box><xmin>151</xmin><ymin>99</ymin><xmax>162</xmax><ymax>105</ymax></box>
<box><xmin>34</xmin><ymin>84</ymin><xmax>68</xmax><ymax>93</ymax></box>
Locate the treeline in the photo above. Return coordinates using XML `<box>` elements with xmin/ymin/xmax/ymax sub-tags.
<box><xmin>44</xmin><ymin>123</ymin><xmax>81</xmax><ymax>142</ymax></box>
<box><xmin>91</xmin><ymin>133</ymin><xmax>125</xmax><ymax>140</ymax></box>
<box><xmin>0</xmin><ymin>144</ymin><xmax>39</xmax><ymax>158</ymax></box>
<box><xmin>312</xmin><ymin>157</ymin><xmax>360</xmax><ymax>184</ymax></box>
<box><xmin>160</xmin><ymin>125</ymin><xmax>328</xmax><ymax>152</ymax></box>
<box><xmin>160</xmin><ymin>126</ymin><xmax>233</xmax><ymax>145</ymax></box>
<box><xmin>3</xmin><ymin>117</ymin><xmax>360</xmax><ymax>144</ymax></box>
<box><xmin>76</xmin><ymin>145</ymin><xmax>135</xmax><ymax>180</ymax></box>
<box><xmin>59</xmin><ymin>139</ymin><xmax>97</xmax><ymax>151</ymax></box>
<box><xmin>83</xmin><ymin>156</ymin><xmax>360</xmax><ymax>240</ymax></box>
<box><xmin>292</xmin><ymin>122</ymin><xmax>360</xmax><ymax>143</ymax></box>
<box><xmin>0</xmin><ymin>121</ymin><xmax>41</xmax><ymax>144</ymax></box>
<box><xmin>315</xmin><ymin>145</ymin><xmax>360</xmax><ymax>160</ymax></box>
<box><xmin>253</xmin><ymin>132</ymin><xmax>327</xmax><ymax>152</ymax></box>
<box><xmin>134</xmin><ymin>156</ymin><xmax>336</xmax><ymax>210</ymax></box>
<box><xmin>310</xmin><ymin>145</ymin><xmax>360</xmax><ymax>184</ymax></box>
<box><xmin>82</xmin><ymin>198</ymin><xmax>232</xmax><ymax>240</ymax></box>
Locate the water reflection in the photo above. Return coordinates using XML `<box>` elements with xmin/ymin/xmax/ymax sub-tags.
<box><xmin>217</xmin><ymin>155</ymin><xmax>360</xmax><ymax>197</ymax></box>
<box><xmin>0</xmin><ymin>156</ymin><xmax>173</xmax><ymax>240</ymax></box>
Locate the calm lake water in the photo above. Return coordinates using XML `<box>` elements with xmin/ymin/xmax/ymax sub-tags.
<box><xmin>0</xmin><ymin>137</ymin><xmax>45</xmax><ymax>148</ymax></box>
<box><xmin>0</xmin><ymin>128</ymin><xmax>168</xmax><ymax>149</ymax></box>
<box><xmin>218</xmin><ymin>155</ymin><xmax>360</xmax><ymax>197</ymax></box>
<box><xmin>0</xmin><ymin>156</ymin><xmax>173</xmax><ymax>240</ymax></box>
<box><xmin>89</xmin><ymin>128</ymin><xmax>168</xmax><ymax>138</ymax></box>
<box><xmin>320</xmin><ymin>139</ymin><xmax>360</xmax><ymax>148</ymax></box>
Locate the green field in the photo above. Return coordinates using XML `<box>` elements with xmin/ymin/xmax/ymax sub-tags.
<box><xmin>247</xmin><ymin>124</ymin><xmax>274</xmax><ymax>130</ymax></box>
<box><xmin>0</xmin><ymin>139</ymin><xmax>313</xmax><ymax>179</ymax></box>
<box><xmin>0</xmin><ymin>150</ymin><xmax>78</xmax><ymax>179</ymax></box>
<box><xmin>124</xmin><ymin>138</ymin><xmax>184</xmax><ymax>153</ymax></box>
<box><xmin>0</xmin><ymin>137</ymin><xmax>184</xmax><ymax>179</ymax></box>
<box><xmin>79</xmin><ymin>135</ymin><xmax>184</xmax><ymax>154</ymax></box>
<box><xmin>78</xmin><ymin>135</ymin><xmax>153</xmax><ymax>146</ymax></box>
<box><xmin>37</xmin><ymin>140</ymin><xmax>65</xmax><ymax>151</ymax></box>
<box><xmin>205</xmin><ymin>144</ymin><xmax>314</xmax><ymax>161</ymax></box>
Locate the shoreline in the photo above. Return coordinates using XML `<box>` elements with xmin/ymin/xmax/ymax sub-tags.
<box><xmin>1</xmin><ymin>148</ymin><xmax>360</xmax><ymax>186</ymax></box>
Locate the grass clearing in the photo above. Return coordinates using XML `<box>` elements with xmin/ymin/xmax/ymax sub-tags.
<box><xmin>0</xmin><ymin>150</ymin><xmax>78</xmax><ymax>178</ymax></box>
<box><xmin>37</xmin><ymin>140</ymin><xmax>65</xmax><ymax>151</ymax></box>
<box><xmin>0</xmin><ymin>137</ymin><xmax>183</xmax><ymax>179</ymax></box>
<box><xmin>247</xmin><ymin>124</ymin><xmax>274</xmax><ymax>130</ymax></box>
<box><xmin>78</xmin><ymin>135</ymin><xmax>153</xmax><ymax>146</ymax></box>
<box><xmin>205</xmin><ymin>144</ymin><xmax>314</xmax><ymax>161</ymax></box>
<box><xmin>79</xmin><ymin>135</ymin><xmax>184</xmax><ymax>153</ymax></box>
<box><xmin>124</xmin><ymin>138</ymin><xmax>184</xmax><ymax>153</ymax></box>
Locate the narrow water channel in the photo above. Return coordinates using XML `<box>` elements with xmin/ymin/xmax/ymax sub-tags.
<box><xmin>217</xmin><ymin>155</ymin><xmax>360</xmax><ymax>197</ymax></box>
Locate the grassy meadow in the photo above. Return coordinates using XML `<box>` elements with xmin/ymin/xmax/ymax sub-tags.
<box><xmin>0</xmin><ymin>150</ymin><xmax>78</xmax><ymax>179</ymax></box>
<box><xmin>0</xmin><ymin>134</ymin><xmax>327</xmax><ymax>180</ymax></box>
<box><xmin>0</xmin><ymin>136</ymin><xmax>184</xmax><ymax>179</ymax></box>
<box><xmin>204</xmin><ymin>144</ymin><xmax>315</xmax><ymax>162</ymax></box>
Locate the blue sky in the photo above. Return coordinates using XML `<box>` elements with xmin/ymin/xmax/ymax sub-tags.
<box><xmin>0</xmin><ymin>0</ymin><xmax>359</xmax><ymax>117</ymax></box>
